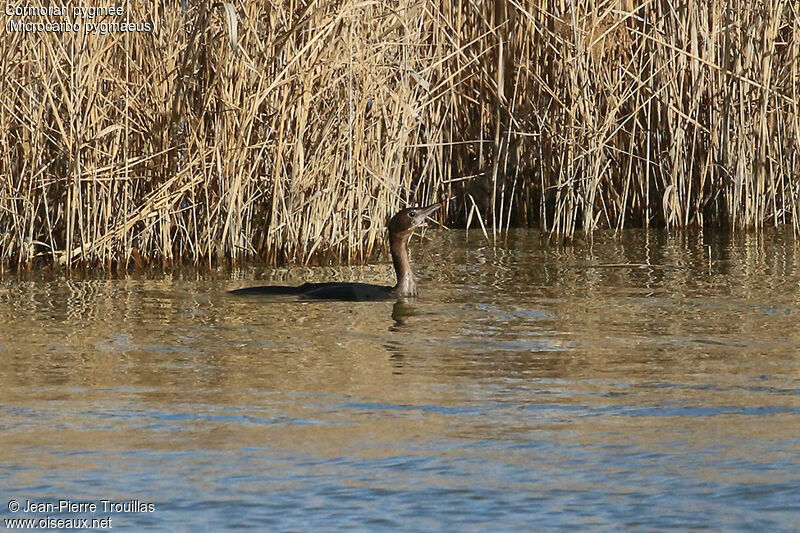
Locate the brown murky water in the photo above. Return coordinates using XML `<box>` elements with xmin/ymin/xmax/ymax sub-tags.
<box><xmin>1</xmin><ymin>229</ymin><xmax>799</xmax><ymax>530</ymax></box>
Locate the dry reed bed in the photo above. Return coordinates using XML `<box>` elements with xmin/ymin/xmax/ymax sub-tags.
<box><xmin>0</xmin><ymin>0</ymin><xmax>798</xmax><ymax>268</ymax></box>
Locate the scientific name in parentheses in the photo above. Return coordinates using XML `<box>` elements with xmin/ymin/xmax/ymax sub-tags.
<box><xmin>22</xmin><ymin>500</ymin><xmax>156</xmax><ymax>513</ymax></box>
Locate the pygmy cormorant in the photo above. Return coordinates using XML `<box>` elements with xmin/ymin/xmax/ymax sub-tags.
<box><xmin>229</xmin><ymin>203</ymin><xmax>441</xmax><ymax>301</ymax></box>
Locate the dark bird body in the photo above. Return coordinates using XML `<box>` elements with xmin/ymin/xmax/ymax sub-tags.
<box><xmin>229</xmin><ymin>203</ymin><xmax>441</xmax><ymax>301</ymax></box>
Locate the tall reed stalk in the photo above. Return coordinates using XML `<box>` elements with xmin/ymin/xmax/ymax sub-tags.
<box><xmin>1</xmin><ymin>0</ymin><xmax>799</xmax><ymax>268</ymax></box>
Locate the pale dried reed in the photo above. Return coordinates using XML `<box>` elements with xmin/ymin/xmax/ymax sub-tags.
<box><xmin>1</xmin><ymin>0</ymin><xmax>798</xmax><ymax>268</ymax></box>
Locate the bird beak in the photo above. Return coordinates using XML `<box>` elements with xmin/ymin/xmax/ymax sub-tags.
<box><xmin>414</xmin><ymin>203</ymin><xmax>441</xmax><ymax>227</ymax></box>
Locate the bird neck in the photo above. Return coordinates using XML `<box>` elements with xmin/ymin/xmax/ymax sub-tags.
<box><xmin>389</xmin><ymin>231</ymin><xmax>416</xmax><ymax>297</ymax></box>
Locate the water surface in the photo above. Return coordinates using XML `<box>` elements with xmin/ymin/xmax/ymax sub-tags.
<box><xmin>1</xmin><ymin>229</ymin><xmax>799</xmax><ymax>531</ymax></box>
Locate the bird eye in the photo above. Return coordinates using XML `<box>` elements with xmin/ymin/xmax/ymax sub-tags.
<box><xmin>409</xmin><ymin>211</ymin><xmax>417</xmax><ymax>217</ymax></box>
